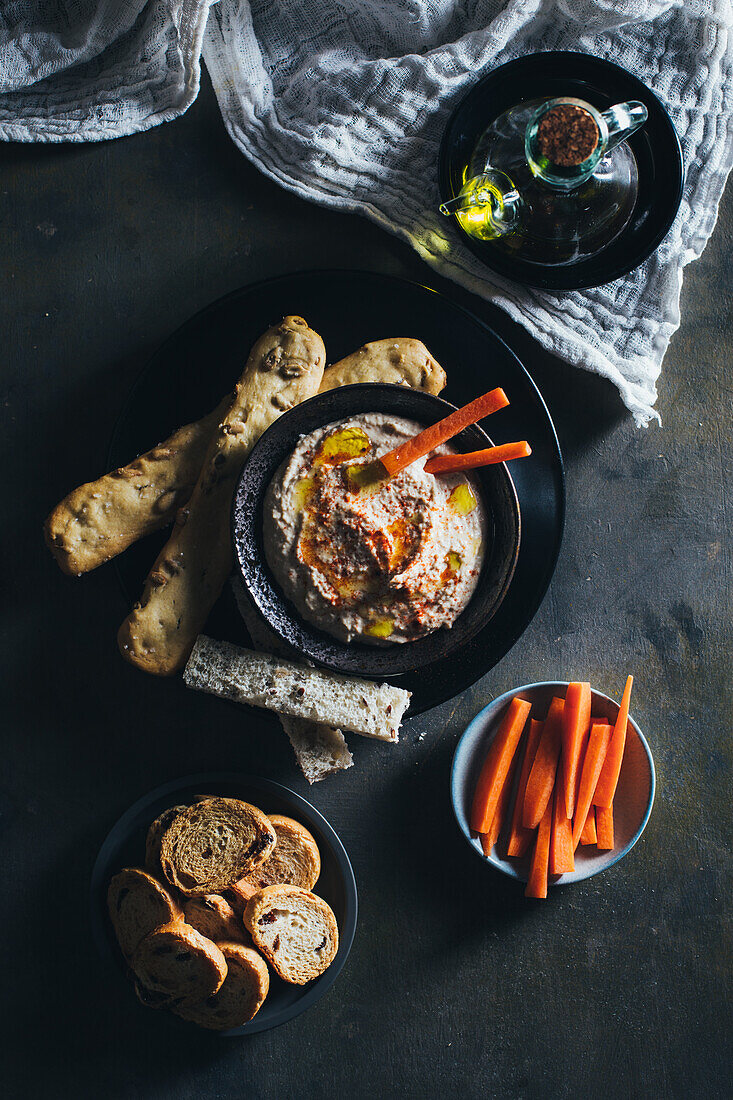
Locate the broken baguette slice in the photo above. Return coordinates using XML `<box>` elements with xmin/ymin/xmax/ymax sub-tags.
<box><xmin>107</xmin><ymin>867</ymin><xmax>183</xmax><ymax>960</ymax></box>
<box><xmin>184</xmin><ymin>636</ymin><xmax>409</xmax><ymax>741</ymax></box>
<box><xmin>244</xmin><ymin>885</ymin><xmax>339</xmax><ymax>985</ymax></box>
<box><xmin>159</xmin><ymin>797</ymin><xmax>276</xmax><ymax>897</ymax></box>
<box><xmin>172</xmin><ymin>942</ymin><xmax>269</xmax><ymax>1030</ymax></box>
<box><xmin>131</xmin><ymin>921</ymin><xmax>228</xmax><ymax>1007</ymax></box>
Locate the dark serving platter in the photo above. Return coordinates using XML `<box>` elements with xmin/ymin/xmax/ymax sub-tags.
<box><xmin>90</xmin><ymin>774</ymin><xmax>358</xmax><ymax>1036</ymax></box>
<box><xmin>439</xmin><ymin>51</ymin><xmax>684</xmax><ymax>290</ymax></box>
<box><xmin>109</xmin><ymin>270</ymin><xmax>565</xmax><ymax>714</ymax></box>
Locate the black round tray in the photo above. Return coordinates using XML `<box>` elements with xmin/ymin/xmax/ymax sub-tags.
<box><xmin>438</xmin><ymin>51</ymin><xmax>684</xmax><ymax>290</ymax></box>
<box><xmin>109</xmin><ymin>269</ymin><xmax>565</xmax><ymax>714</ymax></box>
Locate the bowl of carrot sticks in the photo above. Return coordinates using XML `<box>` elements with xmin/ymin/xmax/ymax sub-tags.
<box><xmin>451</xmin><ymin>678</ymin><xmax>655</xmax><ymax>896</ymax></box>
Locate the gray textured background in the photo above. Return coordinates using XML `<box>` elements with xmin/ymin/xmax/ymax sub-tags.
<box><xmin>3</xmin><ymin>74</ymin><xmax>731</xmax><ymax>1099</ymax></box>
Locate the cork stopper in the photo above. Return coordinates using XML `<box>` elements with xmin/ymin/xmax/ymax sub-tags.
<box><xmin>536</xmin><ymin>105</ymin><xmax>599</xmax><ymax>168</ymax></box>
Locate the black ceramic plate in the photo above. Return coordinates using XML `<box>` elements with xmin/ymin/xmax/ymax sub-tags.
<box><xmin>90</xmin><ymin>774</ymin><xmax>358</xmax><ymax>1036</ymax></box>
<box><xmin>232</xmin><ymin>384</ymin><xmax>520</xmax><ymax>678</ymax></box>
<box><xmin>438</xmin><ymin>51</ymin><xmax>684</xmax><ymax>290</ymax></box>
<box><xmin>109</xmin><ymin>270</ymin><xmax>565</xmax><ymax>713</ymax></box>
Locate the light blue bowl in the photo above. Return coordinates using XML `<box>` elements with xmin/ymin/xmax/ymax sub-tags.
<box><xmin>451</xmin><ymin>681</ymin><xmax>655</xmax><ymax>884</ymax></box>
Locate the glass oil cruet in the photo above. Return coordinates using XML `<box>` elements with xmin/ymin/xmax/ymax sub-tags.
<box><xmin>440</xmin><ymin>96</ymin><xmax>648</xmax><ymax>266</ymax></box>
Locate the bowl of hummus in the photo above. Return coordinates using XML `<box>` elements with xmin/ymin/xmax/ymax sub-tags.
<box><xmin>232</xmin><ymin>384</ymin><xmax>520</xmax><ymax>678</ymax></box>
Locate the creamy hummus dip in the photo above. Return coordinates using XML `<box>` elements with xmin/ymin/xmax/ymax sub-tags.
<box><xmin>263</xmin><ymin>414</ymin><xmax>487</xmax><ymax>645</ymax></box>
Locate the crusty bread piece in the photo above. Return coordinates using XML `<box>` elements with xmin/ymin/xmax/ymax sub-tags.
<box><xmin>236</xmin><ymin>815</ymin><xmax>320</xmax><ymax>894</ymax></box>
<box><xmin>244</xmin><ymin>885</ymin><xmax>339</xmax><ymax>985</ymax></box>
<box><xmin>184</xmin><ymin>636</ymin><xmax>409</xmax><ymax>741</ymax></box>
<box><xmin>118</xmin><ymin>316</ymin><xmax>326</xmax><ymax>676</ymax></box>
<box><xmin>44</xmin><ymin>397</ymin><xmax>231</xmax><ymax>576</ymax></box>
<box><xmin>131</xmin><ymin>921</ymin><xmax>228</xmax><ymax>1007</ymax></box>
<box><xmin>172</xmin><ymin>943</ymin><xmax>269</xmax><ymax>1030</ymax></box>
<box><xmin>183</xmin><ymin>894</ymin><xmax>246</xmax><ymax>944</ymax></box>
<box><xmin>231</xmin><ymin>575</ymin><xmax>353</xmax><ymax>783</ymax></box>
<box><xmin>320</xmin><ymin>338</ymin><xmax>446</xmax><ymax>396</ymax></box>
<box><xmin>159</xmin><ymin>797</ymin><xmax>276</xmax><ymax>897</ymax></box>
<box><xmin>107</xmin><ymin>867</ymin><xmax>183</xmax><ymax>960</ymax></box>
<box><xmin>145</xmin><ymin>804</ymin><xmax>189</xmax><ymax>874</ymax></box>
<box><xmin>225</xmin><ymin>879</ymin><xmax>259</xmax><ymax>917</ymax></box>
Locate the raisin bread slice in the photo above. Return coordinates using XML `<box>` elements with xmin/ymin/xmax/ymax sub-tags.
<box><xmin>172</xmin><ymin>943</ymin><xmax>269</xmax><ymax>1030</ymax></box>
<box><xmin>236</xmin><ymin>815</ymin><xmax>321</xmax><ymax>894</ymax></box>
<box><xmin>243</xmin><ymin>885</ymin><xmax>339</xmax><ymax>985</ymax></box>
<box><xmin>159</xmin><ymin>797</ymin><xmax>276</xmax><ymax>897</ymax></box>
<box><xmin>131</xmin><ymin>922</ymin><xmax>227</xmax><ymax>1007</ymax></box>
<box><xmin>107</xmin><ymin>867</ymin><xmax>183</xmax><ymax>960</ymax></box>
<box><xmin>183</xmin><ymin>894</ymin><xmax>247</xmax><ymax>944</ymax></box>
<box><xmin>145</xmin><ymin>805</ymin><xmax>189</xmax><ymax>874</ymax></box>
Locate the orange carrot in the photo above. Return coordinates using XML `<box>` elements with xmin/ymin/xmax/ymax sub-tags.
<box><xmin>379</xmin><ymin>388</ymin><xmax>509</xmax><ymax>477</ymax></box>
<box><xmin>506</xmin><ymin>718</ymin><xmax>544</xmax><ymax>857</ymax></box>
<box><xmin>562</xmin><ymin>682</ymin><xmax>592</xmax><ymax>818</ymax></box>
<box><xmin>549</xmin><ymin>762</ymin><xmax>575</xmax><ymax>874</ymax></box>
<box><xmin>596</xmin><ymin>804</ymin><xmax>614</xmax><ymax>850</ymax></box>
<box><xmin>579</xmin><ymin>806</ymin><xmax>597</xmax><ymax>846</ymax></box>
<box><xmin>594</xmin><ymin>676</ymin><xmax>634</xmax><ymax>808</ymax></box>
<box><xmin>572</xmin><ymin>721</ymin><xmax>613</xmax><ymax>849</ymax></box>
<box><xmin>522</xmin><ymin>697</ymin><xmax>563</xmax><ymax>829</ymax></box>
<box><xmin>470</xmin><ymin>696</ymin><xmax>531</xmax><ymax>834</ymax></box>
<box><xmin>525</xmin><ymin>798</ymin><xmax>553</xmax><ymax>899</ymax></box>
<box><xmin>424</xmin><ymin>441</ymin><xmax>531</xmax><ymax>475</ymax></box>
<box><xmin>480</xmin><ymin>765</ymin><xmax>516</xmax><ymax>855</ymax></box>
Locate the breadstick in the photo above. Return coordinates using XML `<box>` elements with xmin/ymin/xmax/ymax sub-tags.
<box><xmin>44</xmin><ymin>339</ymin><xmax>445</xmax><ymax>577</ymax></box>
<box><xmin>118</xmin><ymin>317</ymin><xmax>325</xmax><ymax>676</ymax></box>
<box><xmin>319</xmin><ymin>338</ymin><xmax>446</xmax><ymax>394</ymax></box>
<box><xmin>44</xmin><ymin>397</ymin><xmax>231</xmax><ymax>576</ymax></box>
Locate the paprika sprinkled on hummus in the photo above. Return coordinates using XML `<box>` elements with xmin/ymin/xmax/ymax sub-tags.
<box><xmin>263</xmin><ymin>414</ymin><xmax>487</xmax><ymax>645</ymax></box>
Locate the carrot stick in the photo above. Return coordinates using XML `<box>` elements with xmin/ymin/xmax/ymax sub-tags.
<box><xmin>522</xmin><ymin>697</ymin><xmax>563</xmax><ymax>829</ymax></box>
<box><xmin>572</xmin><ymin>721</ymin><xmax>613</xmax><ymax>849</ymax></box>
<box><xmin>593</xmin><ymin>676</ymin><xmax>634</xmax><ymax>808</ymax></box>
<box><xmin>549</xmin><ymin>762</ymin><xmax>575</xmax><ymax>874</ymax></box>
<box><xmin>470</xmin><ymin>696</ymin><xmax>532</xmax><ymax>834</ymax></box>
<box><xmin>525</xmin><ymin>798</ymin><xmax>553</xmax><ymax>899</ymax></box>
<box><xmin>596</xmin><ymin>804</ymin><xmax>614</xmax><ymax>850</ymax></box>
<box><xmin>379</xmin><ymin>388</ymin><xmax>509</xmax><ymax>477</ymax></box>
<box><xmin>479</xmin><ymin>765</ymin><xmax>516</xmax><ymax>855</ymax></box>
<box><xmin>424</xmin><ymin>441</ymin><xmax>531</xmax><ymax>475</ymax></box>
<box><xmin>506</xmin><ymin>718</ymin><xmax>544</xmax><ymax>857</ymax></box>
<box><xmin>562</xmin><ymin>682</ymin><xmax>592</xmax><ymax>818</ymax></box>
<box><xmin>579</xmin><ymin>806</ymin><xmax>597</xmax><ymax>846</ymax></box>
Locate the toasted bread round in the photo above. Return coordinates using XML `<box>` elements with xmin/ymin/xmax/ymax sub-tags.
<box><xmin>172</xmin><ymin>943</ymin><xmax>269</xmax><ymax>1030</ymax></box>
<box><xmin>183</xmin><ymin>894</ymin><xmax>246</xmax><ymax>944</ymax></box>
<box><xmin>145</xmin><ymin>805</ymin><xmax>189</xmax><ymax>873</ymax></box>
<box><xmin>159</xmin><ymin>797</ymin><xmax>277</xmax><ymax>897</ymax></box>
<box><xmin>243</xmin><ymin>885</ymin><xmax>339</xmax><ymax>985</ymax></box>
<box><xmin>235</xmin><ymin>815</ymin><xmax>321</xmax><ymax>894</ymax></box>
<box><xmin>131</xmin><ymin>922</ymin><xmax>227</xmax><ymax>1007</ymax></box>
<box><xmin>107</xmin><ymin>867</ymin><xmax>183</xmax><ymax>960</ymax></box>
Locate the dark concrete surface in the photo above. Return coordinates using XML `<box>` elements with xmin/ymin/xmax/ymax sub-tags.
<box><xmin>2</xmin><ymin>74</ymin><xmax>731</xmax><ymax>1100</ymax></box>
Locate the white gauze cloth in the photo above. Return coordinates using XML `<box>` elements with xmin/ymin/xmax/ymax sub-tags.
<box><xmin>2</xmin><ymin>1</ymin><xmax>732</xmax><ymax>423</ymax></box>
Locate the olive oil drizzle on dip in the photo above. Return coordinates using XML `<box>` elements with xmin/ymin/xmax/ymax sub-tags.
<box><xmin>263</xmin><ymin>414</ymin><xmax>487</xmax><ymax>645</ymax></box>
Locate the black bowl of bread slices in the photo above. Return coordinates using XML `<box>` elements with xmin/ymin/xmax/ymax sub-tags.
<box><xmin>91</xmin><ymin>775</ymin><xmax>357</xmax><ymax>1034</ymax></box>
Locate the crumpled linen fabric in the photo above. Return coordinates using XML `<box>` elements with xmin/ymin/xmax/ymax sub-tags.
<box><xmin>2</xmin><ymin>2</ymin><xmax>733</xmax><ymax>424</ymax></box>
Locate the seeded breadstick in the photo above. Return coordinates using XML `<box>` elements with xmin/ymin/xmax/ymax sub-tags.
<box><xmin>45</xmin><ymin>339</ymin><xmax>444</xmax><ymax>578</ymax></box>
<box><xmin>44</xmin><ymin>397</ymin><xmax>231</xmax><ymax>576</ymax></box>
<box><xmin>118</xmin><ymin>317</ymin><xmax>325</xmax><ymax>676</ymax></box>
<box><xmin>320</xmin><ymin>338</ymin><xmax>445</xmax><ymax>394</ymax></box>
<box><xmin>184</xmin><ymin>636</ymin><xmax>409</xmax><ymax>741</ymax></box>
